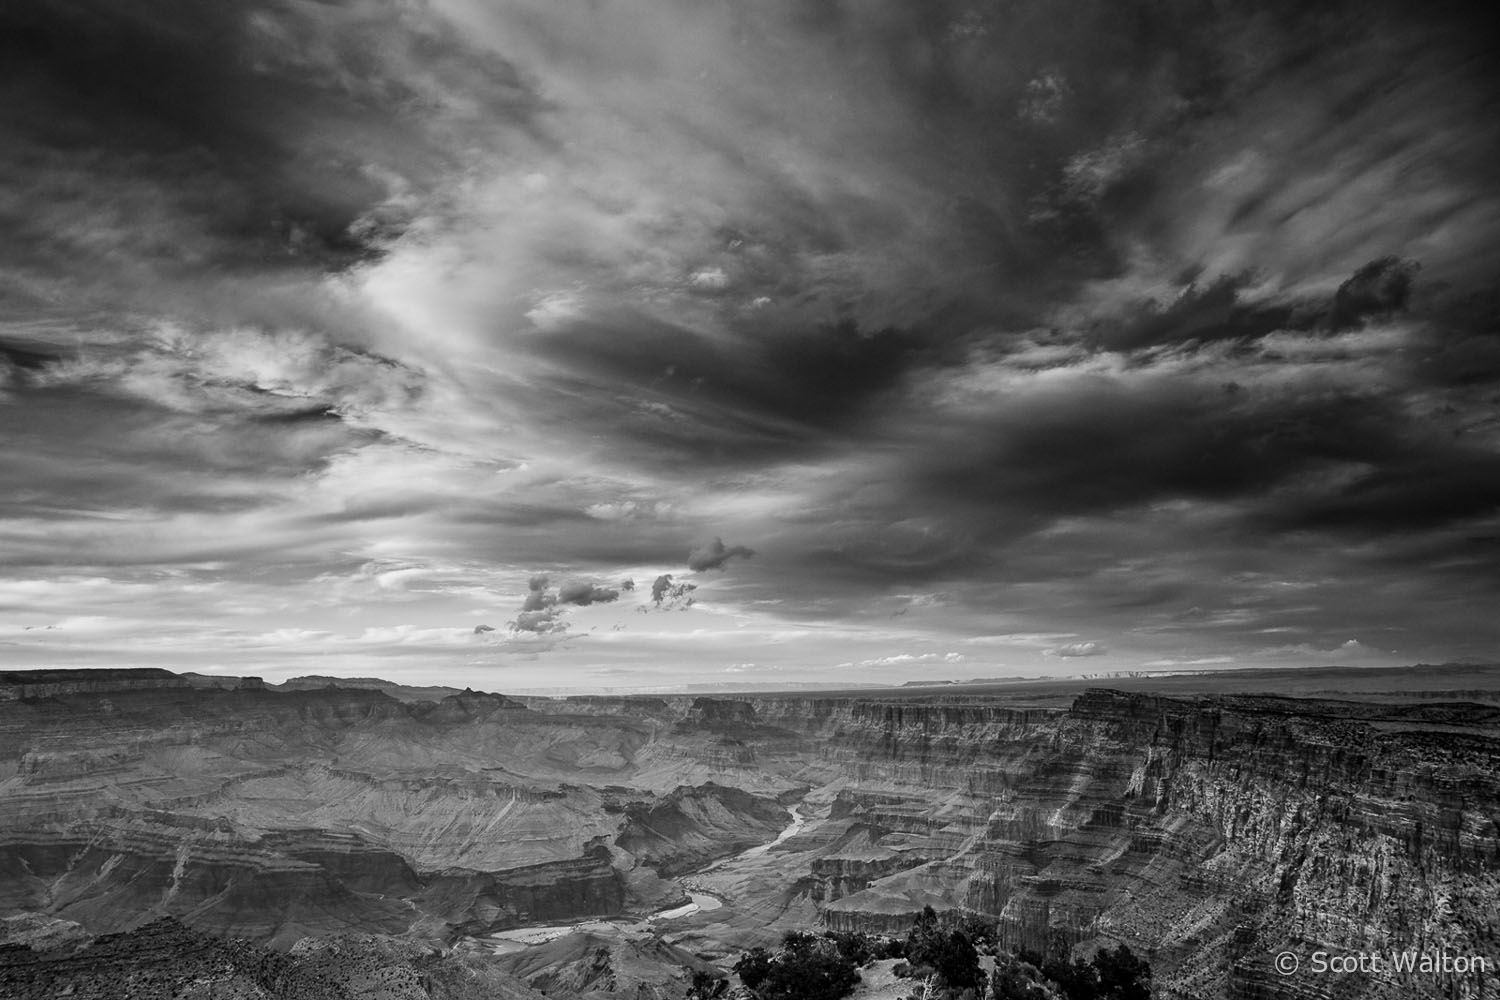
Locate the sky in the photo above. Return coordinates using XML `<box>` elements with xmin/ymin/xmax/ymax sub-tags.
<box><xmin>2</xmin><ymin>0</ymin><xmax>1498</xmax><ymax>692</ymax></box>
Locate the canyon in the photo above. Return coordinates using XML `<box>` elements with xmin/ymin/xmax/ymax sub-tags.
<box><xmin>1</xmin><ymin>665</ymin><xmax>1497</xmax><ymax>999</ymax></box>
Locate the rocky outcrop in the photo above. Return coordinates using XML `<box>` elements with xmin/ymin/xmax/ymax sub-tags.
<box><xmin>489</xmin><ymin>923</ymin><xmax>719</xmax><ymax>997</ymax></box>
<box><xmin>614</xmin><ymin>783</ymin><xmax>790</xmax><ymax>875</ymax></box>
<box><xmin>424</xmin><ymin>845</ymin><xmax>626</xmax><ymax>936</ymax></box>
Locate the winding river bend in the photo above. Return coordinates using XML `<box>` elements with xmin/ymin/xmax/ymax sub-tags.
<box><xmin>714</xmin><ymin>803</ymin><xmax>804</xmax><ymax>865</ymax></box>
<box><xmin>478</xmin><ymin>803</ymin><xmax>806</xmax><ymax>953</ymax></box>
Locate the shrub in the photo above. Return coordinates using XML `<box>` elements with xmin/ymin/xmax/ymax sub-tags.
<box><xmin>1041</xmin><ymin>956</ymin><xmax>1098</xmax><ymax>1000</ymax></box>
<box><xmin>735</xmin><ymin>936</ymin><xmax>860</xmax><ymax>1000</ymax></box>
<box><xmin>996</xmin><ymin>942</ymin><xmax>1150</xmax><ymax>1000</ymax></box>
<box><xmin>904</xmin><ymin>907</ymin><xmax>988</xmax><ymax>998</ymax></box>
<box><xmin>689</xmin><ymin>969</ymin><xmax>729</xmax><ymax>1000</ymax></box>
<box><xmin>989</xmin><ymin>955</ymin><xmax>1058</xmax><ymax>1000</ymax></box>
<box><xmin>733</xmin><ymin>947</ymin><xmax>773</xmax><ymax>992</ymax></box>
<box><xmin>822</xmin><ymin>930</ymin><xmax>875</xmax><ymax>967</ymax></box>
<box><xmin>1092</xmin><ymin>944</ymin><xmax>1150</xmax><ymax>1000</ymax></box>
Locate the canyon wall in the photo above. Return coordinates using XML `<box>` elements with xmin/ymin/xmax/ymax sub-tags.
<box><xmin>691</xmin><ymin>690</ymin><xmax>1500</xmax><ymax>1000</ymax></box>
<box><xmin>1</xmin><ymin>669</ymin><xmax>1496</xmax><ymax>1000</ymax></box>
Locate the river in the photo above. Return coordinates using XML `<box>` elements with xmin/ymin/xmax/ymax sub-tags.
<box><xmin>476</xmin><ymin>802</ymin><xmax>805</xmax><ymax>953</ymax></box>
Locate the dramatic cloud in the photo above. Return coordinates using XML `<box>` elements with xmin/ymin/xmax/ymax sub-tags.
<box><xmin>650</xmin><ymin>575</ymin><xmax>697</xmax><ymax>609</ymax></box>
<box><xmin>1329</xmin><ymin>257</ymin><xmax>1420</xmax><ymax>332</ymax></box>
<box><xmin>521</xmin><ymin>576</ymin><xmax>555</xmax><ymax>613</ymax></box>
<box><xmin>687</xmin><ymin>538</ymin><xmax>756</xmax><ymax>573</ymax></box>
<box><xmin>2</xmin><ymin>0</ymin><xmax>1497</xmax><ymax>689</ymax></box>
<box><xmin>557</xmin><ymin>581</ymin><xmax>620</xmax><ymax>606</ymax></box>
<box><xmin>508</xmin><ymin>610</ymin><xmax>567</xmax><ymax>635</ymax></box>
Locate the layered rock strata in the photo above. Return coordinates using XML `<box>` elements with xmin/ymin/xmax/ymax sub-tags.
<box><xmin>1</xmin><ymin>669</ymin><xmax>1496</xmax><ymax>1000</ymax></box>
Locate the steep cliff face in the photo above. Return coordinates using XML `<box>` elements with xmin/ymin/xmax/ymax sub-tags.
<box><xmin>0</xmin><ymin>668</ymin><xmax>191</xmax><ymax>700</ymax></box>
<box><xmin>764</xmin><ymin>690</ymin><xmax>1500</xmax><ymax>1000</ymax></box>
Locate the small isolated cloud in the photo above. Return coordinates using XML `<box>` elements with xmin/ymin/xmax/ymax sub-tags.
<box><xmin>841</xmin><ymin>652</ymin><xmax>966</xmax><ymax>668</ymax></box>
<box><xmin>1258</xmin><ymin>638</ymin><xmax>1388</xmax><ymax>660</ymax></box>
<box><xmin>510</xmin><ymin>572</ymin><xmax>616</xmax><ymax>633</ymax></box>
<box><xmin>1048</xmin><ymin>641</ymin><xmax>1109</xmax><ymax>658</ymax></box>
<box><xmin>689</xmin><ymin>267</ymin><xmax>730</xmax><ymax>290</ymax></box>
<box><xmin>557</xmin><ymin>580</ymin><xmax>620</xmax><ymax>605</ymax></box>
<box><xmin>650</xmin><ymin>573</ymin><xmax>697</xmax><ymax>608</ymax></box>
<box><xmin>510</xmin><ymin>609</ymin><xmax>567</xmax><ymax>634</ymax></box>
<box><xmin>525</xmin><ymin>290</ymin><xmax>583</xmax><ymax>330</ymax></box>
<box><xmin>688</xmin><ymin>537</ymin><xmax>755</xmax><ymax>572</ymax></box>
<box><xmin>620</xmin><ymin>578</ymin><xmax>635</xmax><ymax>592</ymax></box>
<box><xmin>1019</xmin><ymin>71</ymin><xmax>1068</xmax><ymax>124</ymax></box>
<box><xmin>1057</xmin><ymin>132</ymin><xmax>1147</xmax><ymax>204</ymax></box>
<box><xmin>521</xmin><ymin>574</ymin><xmax>556</xmax><ymax>611</ymax></box>
<box><xmin>473</xmin><ymin>624</ymin><xmax>495</xmax><ymax>634</ymax></box>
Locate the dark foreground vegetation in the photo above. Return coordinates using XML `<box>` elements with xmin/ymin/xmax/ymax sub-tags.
<box><xmin>726</xmin><ymin>908</ymin><xmax>1151</xmax><ymax>1000</ymax></box>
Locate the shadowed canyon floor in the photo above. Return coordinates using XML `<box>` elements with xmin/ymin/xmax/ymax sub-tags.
<box><xmin>1</xmin><ymin>665</ymin><xmax>1498</xmax><ymax>999</ymax></box>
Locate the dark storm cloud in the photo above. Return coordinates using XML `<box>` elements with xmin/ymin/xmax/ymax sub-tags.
<box><xmin>526</xmin><ymin>311</ymin><xmax>951</xmax><ymax>464</ymax></box>
<box><xmin>482</xmin><ymin>0</ymin><xmax>1497</xmax><ymax>488</ymax></box>
<box><xmin>0</xmin><ymin>0</ymin><xmax>545</xmax><ymax>316</ymax></box>
<box><xmin>912</xmin><ymin>380</ymin><xmax>1397</xmax><ymax>517</ymax></box>
<box><xmin>1268</xmin><ymin>455</ymin><xmax>1500</xmax><ymax>539</ymax></box>
<box><xmin>0</xmin><ymin>339</ymin><xmax>60</xmax><ymax>372</ymax></box>
<box><xmin>687</xmin><ymin>538</ymin><xmax>755</xmax><ymax>573</ymax></box>
<box><xmin>1090</xmin><ymin>256</ymin><xmax>1427</xmax><ymax>355</ymax></box>
<box><xmin>557</xmin><ymin>581</ymin><xmax>620</xmax><ymax>606</ymax></box>
<box><xmin>0</xmin><ymin>383</ymin><xmax>372</xmax><ymax>526</ymax></box>
<box><xmin>1328</xmin><ymin>257</ymin><xmax>1421</xmax><ymax>332</ymax></box>
<box><xmin>1404</xmin><ymin>281</ymin><xmax>1500</xmax><ymax>389</ymax></box>
<box><xmin>650</xmin><ymin>575</ymin><xmax>696</xmax><ymax>608</ymax></box>
<box><xmin>5</xmin><ymin>0</ymin><xmax>1500</xmax><ymax>679</ymax></box>
<box><xmin>1090</xmin><ymin>274</ymin><xmax>1314</xmax><ymax>353</ymax></box>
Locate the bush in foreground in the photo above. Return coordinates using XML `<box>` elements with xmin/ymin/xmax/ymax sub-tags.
<box><xmin>1001</xmin><ymin>943</ymin><xmax>1151</xmax><ymax>1000</ymax></box>
<box><xmin>903</xmin><ymin>907</ymin><xmax>988</xmax><ymax>998</ymax></box>
<box><xmin>733</xmin><ymin>933</ymin><xmax>861</xmax><ymax>1000</ymax></box>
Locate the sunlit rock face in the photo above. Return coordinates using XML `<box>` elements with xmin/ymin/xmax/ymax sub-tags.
<box><xmin>776</xmin><ymin>690</ymin><xmax>1500</xmax><ymax>1000</ymax></box>
<box><xmin>1</xmin><ymin>669</ymin><xmax>1496</xmax><ymax>1000</ymax></box>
